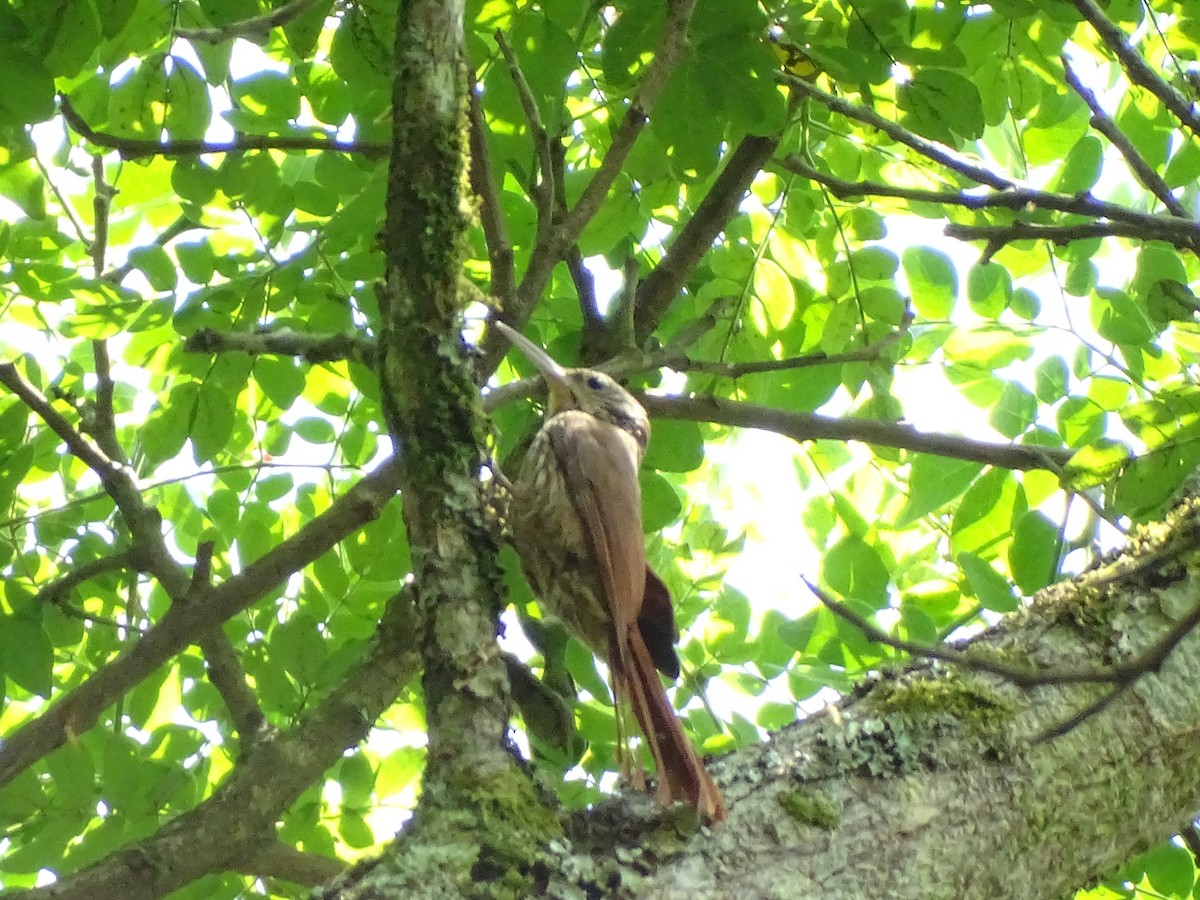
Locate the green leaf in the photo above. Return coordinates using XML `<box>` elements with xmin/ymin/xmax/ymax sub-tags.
<box><xmin>640</xmin><ymin>472</ymin><xmax>682</xmax><ymax>531</ymax></box>
<box><xmin>0</xmin><ymin>161</ymin><xmax>47</xmax><ymax>220</ymax></box>
<box><xmin>822</xmin><ymin>537</ymin><xmax>889</xmax><ymax>608</ymax></box>
<box><xmin>902</xmin><ymin>246</ymin><xmax>957</xmax><ymax>318</ymax></box>
<box><xmin>163</xmin><ymin>56</ymin><xmax>212</xmax><ymax>139</ymax></box>
<box><xmin>338</xmin><ymin>809</ymin><xmax>377</xmax><ymax>849</ymax></box>
<box><xmin>0</xmin><ymin>48</ymin><xmax>55</xmax><ymax>125</ymax></box>
<box><xmin>900</xmin><ymin>69</ymin><xmax>984</xmax><ymax>140</ymax></box>
<box><xmin>644</xmin><ymin>420</ymin><xmax>704</xmax><ymax>472</ymax></box>
<box><xmin>128</xmin><ymin>246</ymin><xmax>178</xmax><ymax>292</ymax></box>
<box><xmin>951</xmin><ymin>468</ymin><xmax>1022</xmax><ymax>558</ymax></box>
<box><xmin>990</xmin><ymin>382</ymin><xmax>1037</xmax><ymax>438</ymax></box>
<box><xmin>0</xmin><ymin>613</ymin><xmax>53</xmax><ymax>696</ymax></box>
<box><xmin>293</xmin><ymin>417</ymin><xmax>336</xmax><ymax>444</ymax></box>
<box><xmin>966</xmin><ymin>263</ymin><xmax>1011</xmax><ymax>317</ymax></box>
<box><xmin>897</xmin><ymin>456</ymin><xmax>983</xmax><ymax>525</ymax></box>
<box><xmin>601</xmin><ymin>0</ymin><xmax>666</xmax><ymax>87</ymax></box>
<box><xmin>1034</xmin><ymin>356</ymin><xmax>1069</xmax><ymax>403</ymax></box>
<box><xmin>1092</xmin><ymin>288</ymin><xmax>1154</xmax><ymax>346</ymax></box>
<box><xmin>1009</xmin><ymin>511</ymin><xmax>1059</xmax><ymax>593</ymax></box>
<box><xmin>1056</xmin><ymin>396</ymin><xmax>1107</xmax><ymax>447</ymax></box>
<box><xmin>190</xmin><ymin>382</ymin><xmax>237</xmax><ymax>463</ymax></box>
<box><xmin>1051</xmin><ymin>136</ymin><xmax>1102</xmax><ymax>193</ymax></box>
<box><xmin>1141</xmin><ymin>841</ymin><xmax>1194</xmax><ymax>898</ymax></box>
<box><xmin>957</xmin><ymin>552</ymin><xmax>1018</xmax><ymax>612</ymax></box>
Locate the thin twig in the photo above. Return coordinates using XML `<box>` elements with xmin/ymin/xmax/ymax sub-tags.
<box><xmin>34</xmin><ymin>551</ymin><xmax>133</xmax><ymax>607</ymax></box>
<box><xmin>1032</xmin><ymin>681</ymin><xmax>1135</xmax><ymax>742</ymax></box>
<box><xmin>106</xmin><ymin>216</ymin><xmax>203</xmax><ymax>285</ymax></box>
<box><xmin>808</xmin><ymin>579</ymin><xmax>1131</xmax><ymax>688</ymax></box>
<box><xmin>672</xmin><ymin>305</ymin><xmax>912</xmax><ymax>378</ymax></box>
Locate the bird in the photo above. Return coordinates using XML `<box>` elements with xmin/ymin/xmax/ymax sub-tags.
<box><xmin>493</xmin><ymin>320</ymin><xmax>725</xmax><ymax>822</ymax></box>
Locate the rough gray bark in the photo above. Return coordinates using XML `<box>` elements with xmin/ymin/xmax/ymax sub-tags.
<box><xmin>543</xmin><ymin>500</ymin><xmax>1200</xmax><ymax>899</ymax></box>
<box><xmin>365</xmin><ymin>496</ymin><xmax>1200</xmax><ymax>900</ymax></box>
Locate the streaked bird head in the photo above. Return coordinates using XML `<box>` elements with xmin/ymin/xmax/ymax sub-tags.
<box><xmin>493</xmin><ymin>321</ymin><xmax>650</xmax><ymax>448</ymax></box>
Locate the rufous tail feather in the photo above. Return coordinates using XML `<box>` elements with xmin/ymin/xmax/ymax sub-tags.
<box><xmin>614</xmin><ymin>627</ymin><xmax>726</xmax><ymax>822</ymax></box>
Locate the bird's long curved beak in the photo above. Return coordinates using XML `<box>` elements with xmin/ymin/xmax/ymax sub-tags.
<box><xmin>492</xmin><ymin>321</ymin><xmax>574</xmax><ymax>406</ymax></box>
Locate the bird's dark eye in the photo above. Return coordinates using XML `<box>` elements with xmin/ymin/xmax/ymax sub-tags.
<box><xmin>586</xmin><ymin>374</ymin><xmax>605</xmax><ymax>390</ymax></box>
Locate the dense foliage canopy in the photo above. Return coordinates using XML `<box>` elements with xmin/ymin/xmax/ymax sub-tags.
<box><xmin>3</xmin><ymin>0</ymin><xmax>1200</xmax><ymax>896</ymax></box>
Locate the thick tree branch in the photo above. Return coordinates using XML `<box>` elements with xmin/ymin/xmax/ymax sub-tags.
<box><xmin>0</xmin><ymin>455</ymin><xmax>404</xmax><ymax>788</ymax></box>
<box><xmin>373</xmin><ymin>6</ymin><xmax>524</xmax><ymax>888</ymax></box>
<box><xmin>635</xmin><ymin>133</ymin><xmax>782</xmax><ymax>340</ymax></box>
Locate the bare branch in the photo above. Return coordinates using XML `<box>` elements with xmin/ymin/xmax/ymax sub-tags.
<box><xmin>782</xmin><ymin>75</ymin><xmax>1016</xmax><ymax>190</ymax></box>
<box><xmin>0</xmin><ymin>361</ymin><xmax>137</xmax><ymax>505</ymax></box>
<box><xmin>183</xmin><ymin>327</ymin><xmax>377</xmax><ymax>367</ymax></box>
<box><xmin>176</xmin><ymin>0</ymin><xmax>325</xmax><ymax>44</ymax></box>
<box><xmin>670</xmin><ymin>306</ymin><xmax>912</xmax><ymax>378</ymax></box>
<box><xmin>635</xmin><ymin>132</ymin><xmax>781</xmax><ymax>340</ymax></box>
<box><xmin>467</xmin><ymin>79</ymin><xmax>515</xmax><ymax>305</ymax></box>
<box><xmin>107</xmin><ymin>216</ymin><xmax>204</xmax><ymax>286</ymax></box>
<box><xmin>235</xmin><ymin>840</ymin><xmax>346</xmax><ymax>887</ymax></box>
<box><xmin>944</xmin><ymin>221</ymin><xmax>1200</xmax><ymax>262</ymax></box>
<box><xmin>90</xmin><ymin>340</ymin><xmax>125</xmax><ymax>464</ymax></box>
<box><xmin>640</xmin><ymin>393</ymin><xmax>1072</xmax><ymax>472</ymax></box>
<box><xmin>495</xmin><ymin>29</ymin><xmax>556</xmax><ymax>231</ymax></box>
<box><xmin>807</xmin><ymin>578</ymin><xmax>1196</xmax><ymax>690</ymax></box>
<box><xmin>1</xmin><ymin>361</ymin><xmax>266</xmax><ymax>750</ymax></box>
<box><xmin>59</xmin><ymin>94</ymin><xmax>384</xmax><ymax>160</ymax></box>
<box><xmin>1069</xmin><ymin>0</ymin><xmax>1200</xmax><ymax>138</ymax></box>
<box><xmin>0</xmin><ymin>455</ymin><xmax>404</xmax><ymax>789</ymax></box>
<box><xmin>189</xmin><ymin>542</ymin><xmax>267</xmax><ymax>746</ymax></box>
<box><xmin>781</xmin><ymin>155</ymin><xmax>1197</xmax><ymax>233</ymax></box>
<box><xmin>559</xmin><ymin>0</ymin><xmax>698</xmax><ymax>245</ymax></box>
<box><xmin>34</xmin><ymin>551</ymin><xmax>133</xmax><ymax>607</ymax></box>
<box><xmin>1062</xmin><ymin>56</ymin><xmax>1189</xmax><ymax>218</ymax></box>
<box><xmin>497</xmin><ymin>0</ymin><xmax>700</xmax><ymax>359</ymax></box>
<box><xmin>16</xmin><ymin>587</ymin><xmax>417</xmax><ymax>900</ymax></box>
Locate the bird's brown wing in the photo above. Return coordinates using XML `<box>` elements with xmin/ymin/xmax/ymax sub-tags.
<box><xmin>546</xmin><ymin>411</ymin><xmax>646</xmax><ymax>642</ymax></box>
